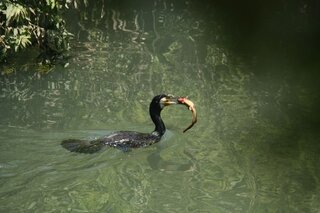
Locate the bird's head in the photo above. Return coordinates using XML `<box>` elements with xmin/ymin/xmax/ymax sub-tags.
<box><xmin>150</xmin><ymin>94</ymin><xmax>197</xmax><ymax>133</ymax></box>
<box><xmin>151</xmin><ymin>94</ymin><xmax>180</xmax><ymax>111</ymax></box>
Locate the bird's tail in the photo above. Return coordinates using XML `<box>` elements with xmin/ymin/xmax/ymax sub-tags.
<box><xmin>61</xmin><ymin>139</ymin><xmax>105</xmax><ymax>154</ymax></box>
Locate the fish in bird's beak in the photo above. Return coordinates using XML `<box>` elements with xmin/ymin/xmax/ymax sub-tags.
<box><xmin>160</xmin><ymin>95</ymin><xmax>197</xmax><ymax>132</ymax></box>
<box><xmin>178</xmin><ymin>97</ymin><xmax>197</xmax><ymax>133</ymax></box>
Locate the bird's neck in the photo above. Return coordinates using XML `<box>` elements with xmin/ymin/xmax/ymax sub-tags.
<box><xmin>150</xmin><ymin>111</ymin><xmax>166</xmax><ymax>137</ymax></box>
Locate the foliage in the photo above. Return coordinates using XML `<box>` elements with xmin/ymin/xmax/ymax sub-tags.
<box><xmin>0</xmin><ymin>0</ymin><xmax>73</xmax><ymax>63</ymax></box>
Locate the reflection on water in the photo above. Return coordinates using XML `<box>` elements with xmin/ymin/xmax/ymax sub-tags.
<box><xmin>1</xmin><ymin>1</ymin><xmax>320</xmax><ymax>212</ymax></box>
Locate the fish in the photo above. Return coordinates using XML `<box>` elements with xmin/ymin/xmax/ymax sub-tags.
<box><xmin>178</xmin><ymin>97</ymin><xmax>197</xmax><ymax>133</ymax></box>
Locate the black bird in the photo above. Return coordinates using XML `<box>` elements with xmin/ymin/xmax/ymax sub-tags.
<box><xmin>61</xmin><ymin>94</ymin><xmax>181</xmax><ymax>153</ymax></box>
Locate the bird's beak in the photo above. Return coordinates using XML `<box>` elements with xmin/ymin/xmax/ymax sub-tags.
<box><xmin>160</xmin><ymin>95</ymin><xmax>180</xmax><ymax>106</ymax></box>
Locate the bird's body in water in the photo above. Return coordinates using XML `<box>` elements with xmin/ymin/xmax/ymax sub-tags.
<box><xmin>61</xmin><ymin>94</ymin><xmax>182</xmax><ymax>153</ymax></box>
<box><xmin>62</xmin><ymin>131</ymin><xmax>162</xmax><ymax>153</ymax></box>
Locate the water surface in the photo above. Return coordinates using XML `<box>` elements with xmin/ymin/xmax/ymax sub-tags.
<box><xmin>1</xmin><ymin>1</ymin><xmax>320</xmax><ymax>212</ymax></box>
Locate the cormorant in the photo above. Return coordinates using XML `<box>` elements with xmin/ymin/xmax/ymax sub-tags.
<box><xmin>61</xmin><ymin>94</ymin><xmax>189</xmax><ymax>153</ymax></box>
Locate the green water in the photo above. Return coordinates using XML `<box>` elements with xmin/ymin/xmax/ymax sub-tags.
<box><xmin>1</xmin><ymin>1</ymin><xmax>320</xmax><ymax>212</ymax></box>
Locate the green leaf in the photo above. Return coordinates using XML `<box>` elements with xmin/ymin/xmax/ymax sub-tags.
<box><xmin>29</xmin><ymin>7</ymin><xmax>35</xmax><ymax>15</ymax></box>
<box><xmin>20</xmin><ymin>35</ymin><xmax>31</xmax><ymax>48</ymax></box>
<box><xmin>51</xmin><ymin>1</ymin><xmax>55</xmax><ymax>9</ymax></box>
<box><xmin>13</xmin><ymin>28</ymin><xmax>18</xmax><ymax>36</ymax></box>
<box><xmin>5</xmin><ymin>3</ymin><xmax>29</xmax><ymax>25</ymax></box>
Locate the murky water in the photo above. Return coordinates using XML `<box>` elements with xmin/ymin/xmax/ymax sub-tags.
<box><xmin>1</xmin><ymin>1</ymin><xmax>320</xmax><ymax>212</ymax></box>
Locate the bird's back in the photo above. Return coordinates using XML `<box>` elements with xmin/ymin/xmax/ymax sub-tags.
<box><xmin>61</xmin><ymin>131</ymin><xmax>161</xmax><ymax>153</ymax></box>
<box><xmin>98</xmin><ymin>131</ymin><xmax>161</xmax><ymax>149</ymax></box>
